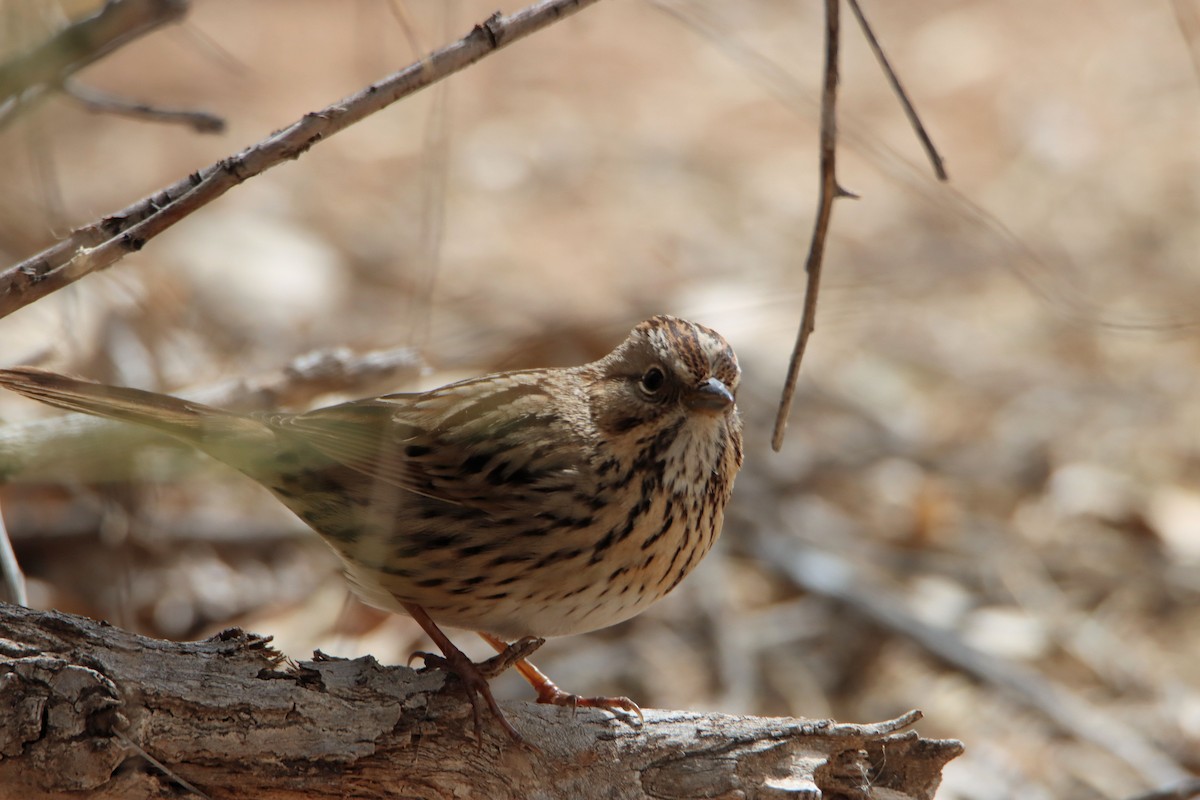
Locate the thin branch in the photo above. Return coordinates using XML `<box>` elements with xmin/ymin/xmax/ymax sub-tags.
<box><xmin>191</xmin><ymin>344</ymin><xmax>426</xmax><ymax>412</ymax></box>
<box><xmin>386</xmin><ymin>0</ymin><xmax>431</xmax><ymax>57</ymax></box>
<box><xmin>661</xmin><ymin>2</ymin><xmax>947</xmax><ymax>450</ymax></box>
<box><xmin>771</xmin><ymin>0</ymin><xmax>846</xmax><ymax>451</ymax></box>
<box><xmin>407</xmin><ymin>6</ymin><xmax>455</xmax><ymax>350</ymax></box>
<box><xmin>63</xmin><ymin>80</ymin><xmax>224</xmax><ymax>133</ymax></box>
<box><xmin>1123</xmin><ymin>778</ymin><xmax>1200</xmax><ymax>800</ymax></box>
<box><xmin>661</xmin><ymin>1</ymin><xmax>1196</xmax><ymax>334</ymax></box>
<box><xmin>753</xmin><ymin>534</ymin><xmax>1193</xmax><ymax>788</ymax></box>
<box><xmin>845</xmin><ymin>0</ymin><xmax>947</xmax><ymax>181</ymax></box>
<box><xmin>1170</xmin><ymin>0</ymin><xmax>1200</xmax><ymax>87</ymax></box>
<box><xmin>0</xmin><ymin>505</ymin><xmax>27</xmax><ymax>606</ymax></box>
<box><xmin>110</xmin><ymin>729</ymin><xmax>212</xmax><ymax>800</ymax></box>
<box><xmin>0</xmin><ymin>0</ymin><xmax>602</xmax><ymax>321</ymax></box>
<box><xmin>0</xmin><ymin>0</ymin><xmax>188</xmax><ymax>109</ymax></box>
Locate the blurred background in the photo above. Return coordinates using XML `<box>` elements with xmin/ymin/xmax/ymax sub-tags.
<box><xmin>2</xmin><ymin>1</ymin><xmax>1199</xmax><ymax>797</ymax></box>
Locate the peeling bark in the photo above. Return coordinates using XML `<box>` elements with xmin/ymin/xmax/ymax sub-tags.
<box><xmin>0</xmin><ymin>603</ymin><xmax>961</xmax><ymax>799</ymax></box>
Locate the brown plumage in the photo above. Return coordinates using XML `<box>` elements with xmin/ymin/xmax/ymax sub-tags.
<box><xmin>0</xmin><ymin>315</ymin><xmax>743</xmax><ymax>742</ymax></box>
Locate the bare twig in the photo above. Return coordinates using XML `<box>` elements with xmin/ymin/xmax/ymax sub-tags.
<box><xmin>63</xmin><ymin>80</ymin><xmax>224</xmax><ymax>133</ymax></box>
<box><xmin>110</xmin><ymin>730</ymin><xmax>212</xmax><ymax>800</ymax></box>
<box><xmin>0</xmin><ymin>0</ymin><xmax>188</xmax><ymax>114</ymax></box>
<box><xmin>407</xmin><ymin>7</ymin><xmax>454</xmax><ymax>349</ymax></box>
<box><xmin>754</xmin><ymin>536</ymin><xmax>1192</xmax><ymax>788</ymax></box>
<box><xmin>386</xmin><ymin>0</ymin><xmax>431</xmax><ymax>57</ymax></box>
<box><xmin>1170</xmin><ymin>0</ymin><xmax>1200</xmax><ymax>86</ymax></box>
<box><xmin>0</xmin><ymin>0</ymin><xmax>602</xmax><ymax>321</ymax></box>
<box><xmin>0</xmin><ymin>505</ymin><xmax>27</xmax><ymax>605</ymax></box>
<box><xmin>661</xmin><ymin>2</ymin><xmax>1196</xmax><ymax>334</ymax></box>
<box><xmin>1124</xmin><ymin>778</ymin><xmax>1200</xmax><ymax>800</ymax></box>
<box><xmin>845</xmin><ymin>0</ymin><xmax>946</xmax><ymax>181</ymax></box>
<box><xmin>771</xmin><ymin>0</ymin><xmax>848</xmax><ymax>452</ymax></box>
<box><xmin>192</xmin><ymin>344</ymin><xmax>426</xmax><ymax>412</ymax></box>
<box><xmin>769</xmin><ymin>1</ymin><xmax>945</xmax><ymax>449</ymax></box>
<box><xmin>657</xmin><ymin>1</ymin><xmax>945</xmax><ymax>449</ymax></box>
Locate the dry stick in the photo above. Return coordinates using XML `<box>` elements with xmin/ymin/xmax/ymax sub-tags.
<box><xmin>759</xmin><ymin>540</ymin><xmax>1192</xmax><ymax>788</ymax></box>
<box><xmin>63</xmin><ymin>80</ymin><xmax>224</xmax><ymax>134</ymax></box>
<box><xmin>191</xmin><ymin>344</ymin><xmax>426</xmax><ymax>412</ymax></box>
<box><xmin>683</xmin><ymin>6</ymin><xmax>1193</xmax><ymax>334</ymax></box>
<box><xmin>771</xmin><ymin>0</ymin><xmax>949</xmax><ymax>450</ymax></box>
<box><xmin>667</xmin><ymin>4</ymin><xmax>1188</xmax><ymax>336</ymax></box>
<box><xmin>110</xmin><ymin>730</ymin><xmax>212</xmax><ymax>800</ymax></box>
<box><xmin>770</xmin><ymin>0</ymin><xmax>846</xmax><ymax>452</ymax></box>
<box><xmin>0</xmin><ymin>505</ymin><xmax>27</xmax><ymax>606</ymax></box>
<box><xmin>0</xmin><ymin>602</ymin><xmax>960</xmax><ymax>799</ymax></box>
<box><xmin>0</xmin><ymin>0</ymin><xmax>188</xmax><ymax>110</ymax></box>
<box><xmin>657</xmin><ymin>1</ymin><xmax>1092</xmax><ymax>327</ymax></box>
<box><xmin>1170</xmin><ymin>0</ymin><xmax>1200</xmax><ymax>86</ymax></box>
<box><xmin>845</xmin><ymin>0</ymin><xmax>946</xmax><ymax>181</ymax></box>
<box><xmin>0</xmin><ymin>0</ymin><xmax>601</xmax><ymax>321</ymax></box>
<box><xmin>386</xmin><ymin>0</ymin><xmax>430</xmax><ymax>57</ymax></box>
<box><xmin>1124</xmin><ymin>778</ymin><xmax>1200</xmax><ymax>800</ymax></box>
<box><xmin>407</xmin><ymin>7</ymin><xmax>454</xmax><ymax>351</ymax></box>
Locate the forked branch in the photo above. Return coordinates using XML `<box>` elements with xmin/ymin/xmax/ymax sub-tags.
<box><xmin>771</xmin><ymin>0</ymin><xmax>947</xmax><ymax>450</ymax></box>
<box><xmin>0</xmin><ymin>0</ymin><xmax>188</xmax><ymax>113</ymax></box>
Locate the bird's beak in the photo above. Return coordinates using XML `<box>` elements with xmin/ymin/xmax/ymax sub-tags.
<box><xmin>685</xmin><ymin>377</ymin><xmax>735</xmax><ymax>414</ymax></box>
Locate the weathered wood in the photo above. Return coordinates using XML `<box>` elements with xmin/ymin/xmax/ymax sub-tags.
<box><xmin>0</xmin><ymin>603</ymin><xmax>961</xmax><ymax>799</ymax></box>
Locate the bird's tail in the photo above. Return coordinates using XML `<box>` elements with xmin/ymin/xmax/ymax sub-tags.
<box><xmin>0</xmin><ymin>367</ymin><xmax>273</xmax><ymax>463</ymax></box>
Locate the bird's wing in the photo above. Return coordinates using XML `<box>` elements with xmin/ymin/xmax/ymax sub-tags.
<box><xmin>269</xmin><ymin>374</ymin><xmax>596</xmax><ymax>513</ymax></box>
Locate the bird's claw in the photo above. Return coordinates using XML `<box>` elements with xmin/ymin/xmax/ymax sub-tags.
<box><xmin>534</xmin><ymin>684</ymin><xmax>645</xmax><ymax>726</ymax></box>
<box><xmin>406</xmin><ymin>641</ymin><xmax>543</xmax><ymax>748</ymax></box>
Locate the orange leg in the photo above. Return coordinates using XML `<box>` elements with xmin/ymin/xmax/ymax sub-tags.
<box><xmin>477</xmin><ymin>631</ymin><xmax>644</xmax><ymax>724</ymax></box>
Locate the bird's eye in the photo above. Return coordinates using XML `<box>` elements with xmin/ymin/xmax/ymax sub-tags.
<box><xmin>639</xmin><ymin>366</ymin><xmax>666</xmax><ymax>395</ymax></box>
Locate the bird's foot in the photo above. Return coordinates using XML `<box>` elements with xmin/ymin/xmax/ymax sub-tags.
<box><xmin>475</xmin><ymin>630</ymin><xmax>644</xmax><ymax>728</ymax></box>
<box><xmin>402</xmin><ymin>604</ymin><xmax>537</xmax><ymax>747</ymax></box>
<box><xmin>532</xmin><ymin>680</ymin><xmax>645</xmax><ymax>726</ymax></box>
<box><xmin>408</xmin><ymin>645</ymin><xmax>531</xmax><ymax>746</ymax></box>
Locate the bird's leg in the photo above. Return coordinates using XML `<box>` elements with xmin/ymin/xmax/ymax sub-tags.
<box><xmin>475</xmin><ymin>635</ymin><xmax>546</xmax><ymax>679</ymax></box>
<box><xmin>477</xmin><ymin>631</ymin><xmax>644</xmax><ymax>725</ymax></box>
<box><xmin>400</xmin><ymin>602</ymin><xmax>528</xmax><ymax>744</ymax></box>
